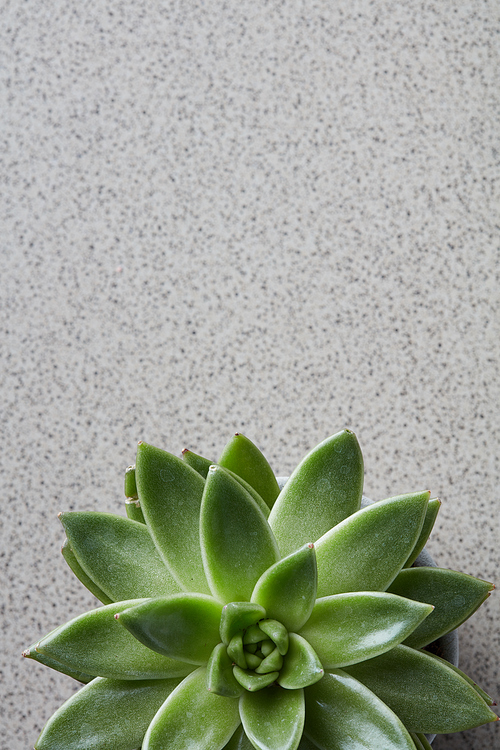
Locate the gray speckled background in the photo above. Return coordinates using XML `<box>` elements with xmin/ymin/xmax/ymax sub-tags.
<box><xmin>1</xmin><ymin>1</ymin><xmax>499</xmax><ymax>748</ymax></box>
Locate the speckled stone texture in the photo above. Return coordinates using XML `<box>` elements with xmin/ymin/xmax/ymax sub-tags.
<box><xmin>1</xmin><ymin>1</ymin><xmax>498</xmax><ymax>748</ymax></box>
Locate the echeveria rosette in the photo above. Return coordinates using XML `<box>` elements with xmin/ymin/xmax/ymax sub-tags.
<box><xmin>25</xmin><ymin>430</ymin><xmax>498</xmax><ymax>750</ymax></box>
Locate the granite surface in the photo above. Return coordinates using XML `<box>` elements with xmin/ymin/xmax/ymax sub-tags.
<box><xmin>1</xmin><ymin>1</ymin><xmax>499</xmax><ymax>748</ymax></box>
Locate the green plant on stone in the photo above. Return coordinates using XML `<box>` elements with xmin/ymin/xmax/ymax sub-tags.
<box><xmin>24</xmin><ymin>430</ymin><xmax>498</xmax><ymax>750</ymax></box>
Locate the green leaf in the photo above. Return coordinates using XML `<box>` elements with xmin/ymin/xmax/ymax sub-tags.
<box><xmin>422</xmin><ymin>652</ymin><xmax>495</xmax><ymax>705</ymax></box>
<box><xmin>224</xmin><ymin>726</ymin><xmax>254</xmax><ymax>750</ymax></box>
<box><xmin>387</xmin><ymin>567</ymin><xmax>494</xmax><ymax>648</ymax></box>
<box><xmin>233</xmin><ymin>666</ymin><xmax>279</xmax><ymax>691</ymax></box>
<box><xmin>258</xmin><ymin>619</ymin><xmax>289</xmax><ymax>655</ymax></box>
<box><xmin>35</xmin><ymin>676</ymin><xmax>182</xmax><ymax>750</ymax></box>
<box><xmin>228</xmin><ymin>633</ymin><xmax>248</xmax><ymax>669</ymax></box>
<box><xmin>143</xmin><ymin>668</ymin><xmax>241</xmax><ymax>750</ymax></box>
<box><xmin>268</xmin><ymin>430</ymin><xmax>363</xmax><ymax>557</ymax></box>
<box><xmin>243</xmin><ymin>624</ymin><xmax>265</xmax><ymax>644</ymax></box>
<box><xmin>240</xmin><ymin>685</ymin><xmax>305</xmax><ymax>750</ymax></box>
<box><xmin>278</xmin><ymin>633</ymin><xmax>324</xmax><ymax>690</ymax></box>
<box><xmin>124</xmin><ymin>464</ymin><xmax>138</xmax><ymax>498</ymax></box>
<box><xmin>251</xmin><ymin>544</ymin><xmax>317</xmax><ymax>632</ymax></box>
<box><xmin>124</xmin><ymin>498</ymin><xmax>146</xmax><ymax>524</ymax></box>
<box><xmin>61</xmin><ymin>538</ymin><xmax>113</xmax><ymax>604</ymax></box>
<box><xmin>117</xmin><ymin>594</ymin><xmax>223</xmax><ymax>665</ymax></box>
<box><xmin>224</xmin><ymin>467</ymin><xmax>271</xmax><ymax>519</ymax></box>
<box><xmin>254</xmin><ymin>647</ymin><xmax>283</xmax><ymax>674</ymax></box>
<box><xmin>260</xmin><ymin>640</ymin><xmax>274</xmax><ymax>656</ymax></box>
<box><xmin>344</xmin><ymin>645</ymin><xmax>498</xmax><ymax>732</ymax></box>
<box><xmin>298</xmin><ymin>592</ymin><xmax>433</xmax><ymax>667</ymax></box>
<box><xmin>403</xmin><ymin>498</ymin><xmax>440</xmax><ymax>567</ymax></box>
<box><xmin>200</xmin><ymin>466</ymin><xmax>280</xmax><ymax>603</ymax></box>
<box><xmin>182</xmin><ymin>448</ymin><xmax>214</xmax><ymax>478</ymax></box>
<box><xmin>182</xmin><ymin>455</ymin><xmax>271</xmax><ymax>519</ymax></box>
<box><xmin>246</xmin><ymin>652</ymin><xmax>263</xmax><ymax>669</ymax></box>
<box><xmin>304</xmin><ymin>669</ymin><xmax>416</xmax><ymax>750</ymax></box>
<box><xmin>135</xmin><ymin>442</ymin><xmax>210</xmax><ymax>594</ymax></box>
<box><xmin>124</xmin><ymin>466</ymin><xmax>145</xmax><ymax>523</ymax></box>
<box><xmin>60</xmin><ymin>512</ymin><xmax>182</xmax><ymax>601</ymax></box>
<box><xmin>36</xmin><ymin>600</ymin><xmax>195</xmax><ymax>680</ymax></box>
<box><xmin>220</xmin><ymin>602</ymin><xmax>267</xmax><ymax>645</ymax></box>
<box><xmin>207</xmin><ymin>644</ymin><xmax>244</xmax><ymax>697</ymax></box>
<box><xmin>315</xmin><ymin>491</ymin><xmax>430</xmax><ymax>597</ymax></box>
<box><xmin>22</xmin><ymin>642</ymin><xmax>94</xmax><ymax>683</ymax></box>
<box><xmin>218</xmin><ymin>433</ymin><xmax>280</xmax><ymax>510</ymax></box>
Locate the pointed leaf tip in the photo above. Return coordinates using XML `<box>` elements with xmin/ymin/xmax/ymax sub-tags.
<box><xmin>218</xmin><ymin>433</ymin><xmax>279</xmax><ymax>510</ymax></box>
<box><xmin>135</xmin><ymin>442</ymin><xmax>210</xmax><ymax>595</ymax></box>
<box><xmin>269</xmin><ymin>430</ymin><xmax>363</xmax><ymax>557</ymax></box>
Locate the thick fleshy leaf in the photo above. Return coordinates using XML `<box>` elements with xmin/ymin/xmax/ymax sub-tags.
<box><xmin>218</xmin><ymin>433</ymin><xmax>280</xmax><ymax>510</ymax></box>
<box><xmin>220</xmin><ymin>602</ymin><xmax>267</xmax><ymax>645</ymax></box>
<box><xmin>387</xmin><ymin>567</ymin><xmax>494</xmax><ymax>648</ymax></box>
<box><xmin>117</xmin><ymin>594</ymin><xmax>223</xmax><ymax>665</ymax></box>
<box><xmin>268</xmin><ymin>430</ymin><xmax>363</xmax><ymax>557</ymax></box>
<box><xmin>258</xmin><ymin>619</ymin><xmax>289</xmax><ymax>655</ymax></box>
<box><xmin>36</xmin><ymin>600</ymin><xmax>194</xmax><ymax>679</ymax></box>
<box><xmin>207</xmin><ymin>644</ymin><xmax>244</xmax><ymax>697</ymax></box>
<box><xmin>124</xmin><ymin>464</ymin><xmax>138</xmax><ymax>498</ymax></box>
<box><xmin>35</xmin><ymin>676</ymin><xmax>181</xmax><ymax>750</ymax></box>
<box><xmin>255</xmin><ymin>647</ymin><xmax>283</xmax><ymax>674</ymax></box>
<box><xmin>344</xmin><ymin>645</ymin><xmax>498</xmax><ymax>732</ymax></box>
<box><xmin>251</xmin><ymin>544</ymin><xmax>317</xmax><ymax>632</ymax></box>
<box><xmin>23</xmin><ymin>642</ymin><xmax>94</xmax><ymax>683</ymax></box>
<box><xmin>200</xmin><ymin>466</ymin><xmax>280</xmax><ymax>603</ymax></box>
<box><xmin>182</xmin><ymin>448</ymin><xmax>214</xmax><ymax>478</ymax></box>
<box><xmin>124</xmin><ymin>465</ymin><xmax>147</xmax><ymax>522</ymax></box>
<box><xmin>226</xmin><ymin>727</ymin><xmax>319</xmax><ymax>750</ymax></box>
<box><xmin>243</xmin><ymin>624</ymin><xmax>266</xmax><ymax>644</ymax></box>
<box><xmin>224</xmin><ymin>467</ymin><xmax>271</xmax><ymax>519</ymax></box>
<box><xmin>315</xmin><ymin>492</ymin><xmax>430</xmax><ymax>597</ymax></box>
<box><xmin>403</xmin><ymin>498</ymin><xmax>440</xmax><ymax>568</ymax></box>
<box><xmin>60</xmin><ymin>512</ymin><xmax>182</xmax><ymax>601</ymax></box>
<box><xmin>61</xmin><ymin>538</ymin><xmax>113</xmax><ymax>604</ymax></box>
<box><xmin>135</xmin><ymin>442</ymin><xmax>210</xmax><ymax>594</ymax></box>
<box><xmin>298</xmin><ymin>592</ymin><xmax>433</xmax><ymax>667</ymax></box>
<box><xmin>424</xmin><ymin>652</ymin><xmax>495</xmax><ymax>705</ymax></box>
<box><xmin>233</xmin><ymin>666</ymin><xmax>279</xmax><ymax>691</ymax></box>
<box><xmin>240</xmin><ymin>684</ymin><xmax>305</xmax><ymax>750</ymax></box>
<box><xmin>304</xmin><ymin>669</ymin><xmax>416</xmax><ymax>750</ymax></box>
<box><xmin>228</xmin><ymin>633</ymin><xmax>248</xmax><ymax>669</ymax></box>
<box><xmin>124</xmin><ymin>497</ymin><xmax>146</xmax><ymax>524</ymax></box>
<box><xmin>278</xmin><ymin>633</ymin><xmax>324</xmax><ymax>689</ymax></box>
<box><xmin>143</xmin><ymin>668</ymin><xmax>241</xmax><ymax>750</ymax></box>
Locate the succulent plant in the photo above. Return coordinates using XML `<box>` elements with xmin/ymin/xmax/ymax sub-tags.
<box><xmin>25</xmin><ymin>430</ymin><xmax>498</xmax><ymax>750</ymax></box>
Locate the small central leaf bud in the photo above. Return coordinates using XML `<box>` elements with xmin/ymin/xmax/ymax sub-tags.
<box><xmin>208</xmin><ymin>603</ymin><xmax>324</xmax><ymax>696</ymax></box>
